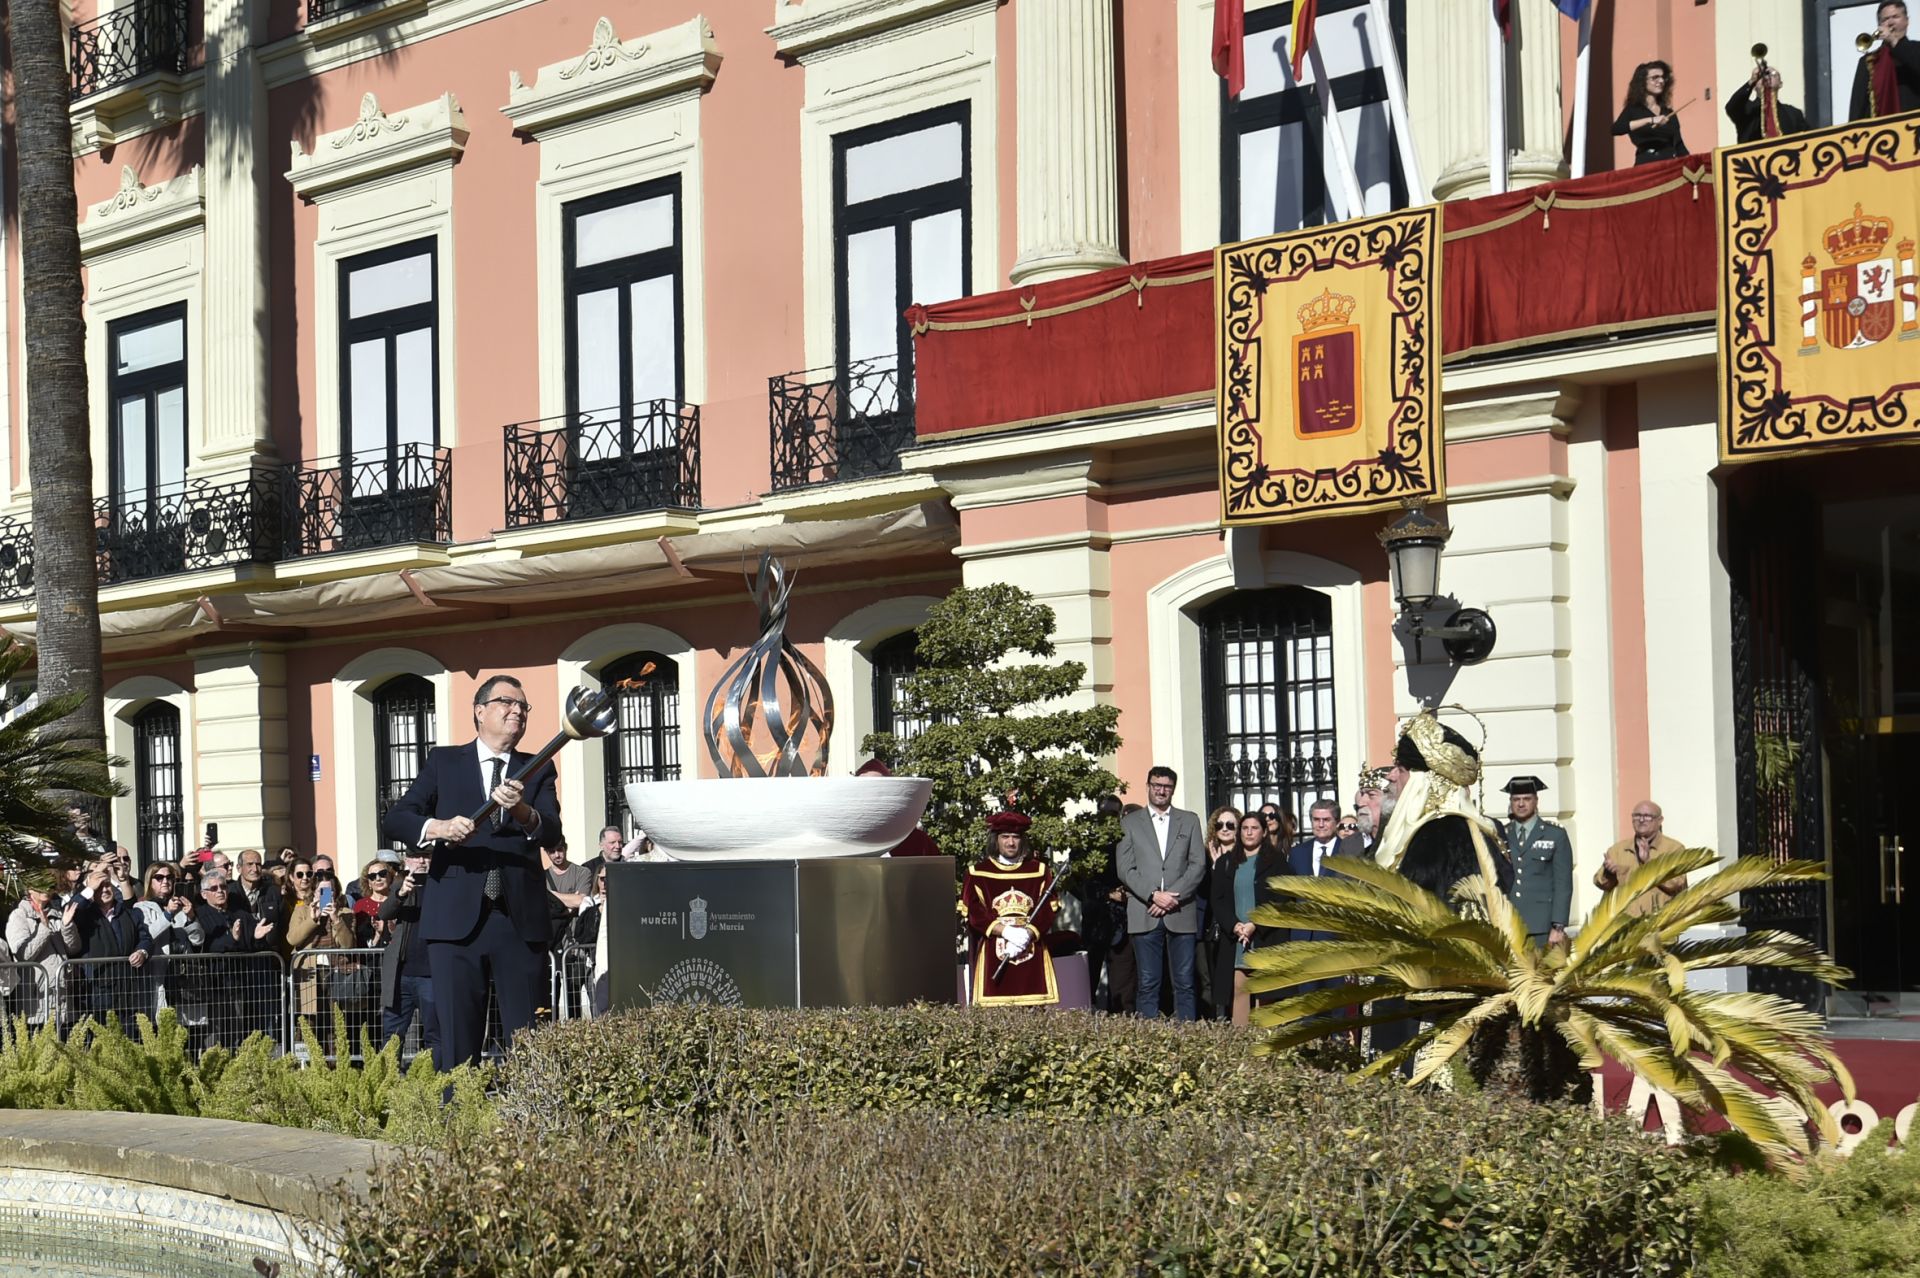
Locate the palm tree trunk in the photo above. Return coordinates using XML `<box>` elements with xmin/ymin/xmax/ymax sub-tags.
<box><xmin>10</xmin><ymin>0</ymin><xmax>105</xmax><ymax>749</ymax></box>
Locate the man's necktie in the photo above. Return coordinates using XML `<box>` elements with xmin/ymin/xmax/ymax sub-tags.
<box><xmin>484</xmin><ymin>756</ymin><xmax>505</xmax><ymax>902</ymax></box>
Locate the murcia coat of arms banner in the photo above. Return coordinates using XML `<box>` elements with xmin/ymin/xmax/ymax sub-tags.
<box><xmin>1719</xmin><ymin>112</ymin><xmax>1920</xmax><ymax>462</ymax></box>
<box><xmin>1215</xmin><ymin>207</ymin><xmax>1442</xmax><ymax>526</ymax></box>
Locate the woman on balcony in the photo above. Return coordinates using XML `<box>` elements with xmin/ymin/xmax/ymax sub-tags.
<box><xmin>1612</xmin><ymin>61</ymin><xmax>1689</xmax><ymax>165</ymax></box>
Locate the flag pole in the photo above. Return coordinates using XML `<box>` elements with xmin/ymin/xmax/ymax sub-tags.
<box><xmin>1569</xmin><ymin>2</ymin><xmax>1594</xmax><ymax>179</ymax></box>
<box><xmin>1306</xmin><ymin>39</ymin><xmax>1367</xmax><ymax>220</ymax></box>
<box><xmin>1487</xmin><ymin>0</ymin><xmax>1509</xmax><ymax>194</ymax></box>
<box><xmin>1366</xmin><ymin>0</ymin><xmax>1427</xmax><ymax>202</ymax></box>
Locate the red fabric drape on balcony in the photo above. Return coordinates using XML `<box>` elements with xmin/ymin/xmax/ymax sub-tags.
<box><xmin>911</xmin><ymin>157</ymin><xmax>1717</xmax><ymax>440</ymax></box>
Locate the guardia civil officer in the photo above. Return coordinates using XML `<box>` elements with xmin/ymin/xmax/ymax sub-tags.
<box><xmin>1501</xmin><ymin>776</ymin><xmax>1573</xmax><ymax>947</ymax></box>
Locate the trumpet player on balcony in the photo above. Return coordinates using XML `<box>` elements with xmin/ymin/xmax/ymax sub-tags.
<box><xmin>1851</xmin><ymin>2</ymin><xmax>1920</xmax><ymax>121</ymax></box>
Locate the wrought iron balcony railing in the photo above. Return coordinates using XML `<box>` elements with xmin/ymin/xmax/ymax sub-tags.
<box><xmin>0</xmin><ymin>516</ymin><xmax>33</xmax><ymax>601</ymax></box>
<box><xmin>69</xmin><ymin>0</ymin><xmax>189</xmax><ymax>102</ymax></box>
<box><xmin>282</xmin><ymin>445</ymin><xmax>451</xmax><ymax>558</ymax></box>
<box><xmin>94</xmin><ymin>471</ymin><xmax>283</xmax><ymax>587</ymax></box>
<box><xmin>768</xmin><ymin>355</ymin><xmax>915</xmax><ymax>492</ymax></box>
<box><xmin>504</xmin><ymin>401</ymin><xmax>701</xmax><ymax>528</ymax></box>
<box><xmin>306</xmin><ymin>0</ymin><xmax>381</xmax><ymax>23</ymax></box>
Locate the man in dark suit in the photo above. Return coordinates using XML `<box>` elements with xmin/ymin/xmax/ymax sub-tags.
<box><xmin>1284</xmin><ymin>799</ymin><xmax>1364</xmax><ymax>995</ymax></box>
<box><xmin>382</xmin><ymin>674</ymin><xmax>562</xmax><ymax>1070</ymax></box>
<box><xmin>1114</xmin><ymin>766</ymin><xmax>1205</xmax><ymax>1020</ymax></box>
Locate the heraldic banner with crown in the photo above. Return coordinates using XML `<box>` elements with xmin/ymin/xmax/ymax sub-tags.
<box><xmin>1215</xmin><ymin>206</ymin><xmax>1442</xmax><ymax>527</ymax></box>
<box><xmin>1718</xmin><ymin>112</ymin><xmax>1920</xmax><ymax>463</ymax></box>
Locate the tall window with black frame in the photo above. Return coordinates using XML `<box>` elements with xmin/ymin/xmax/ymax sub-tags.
<box><xmin>104</xmin><ymin>304</ymin><xmax>189</xmax><ymax>580</ymax></box>
<box><xmin>1221</xmin><ymin>0</ymin><xmax>1408</xmax><ymax>241</ymax></box>
<box><xmin>133</xmin><ymin>701</ymin><xmax>184</xmax><ymax>866</ymax></box>
<box><xmin>339</xmin><ymin>239</ymin><xmax>439</xmax><ymax>545</ymax></box>
<box><xmin>870</xmin><ymin>628</ymin><xmax>933</xmax><ymax>747</ymax></box>
<box><xmin>373</xmin><ymin>675</ymin><xmax>437</xmax><ymax>836</ymax></box>
<box><xmin>562</xmin><ymin>177</ymin><xmax>687</xmax><ymax>517</ymax></box>
<box><xmin>603</xmin><ymin>651</ymin><xmax>681</xmax><ymax>839</ymax></box>
<box><xmin>830</xmin><ymin>103</ymin><xmax>971</xmax><ymax>477</ymax></box>
<box><xmin>1199</xmin><ymin>587</ymin><xmax>1340</xmax><ymax>824</ymax></box>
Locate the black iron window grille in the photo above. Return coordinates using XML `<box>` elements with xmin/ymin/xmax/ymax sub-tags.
<box><xmin>133</xmin><ymin>701</ymin><xmax>184</xmax><ymax>866</ymax></box>
<box><xmin>373</xmin><ymin>674</ymin><xmax>436</xmax><ymax>822</ymax></box>
<box><xmin>870</xmin><ymin>628</ymin><xmax>932</xmax><ymax>746</ymax></box>
<box><xmin>602</xmin><ymin>651</ymin><xmax>680</xmax><ymax>839</ymax></box>
<box><xmin>0</xmin><ymin>516</ymin><xmax>33</xmax><ymax>600</ymax></box>
<box><xmin>1200</xmin><ymin>587</ymin><xmax>1340</xmax><ymax>822</ymax></box>
<box><xmin>282</xmin><ymin>444</ymin><xmax>451</xmax><ymax>557</ymax></box>
<box><xmin>1219</xmin><ymin>0</ymin><xmax>1407</xmax><ymax>241</ymax></box>
<box><xmin>563</xmin><ymin>179</ymin><xmax>684</xmax><ymax>453</ymax></box>
<box><xmin>94</xmin><ymin>471</ymin><xmax>282</xmax><ymax>586</ymax></box>
<box><xmin>768</xmin><ymin>356</ymin><xmax>913</xmax><ymax>491</ymax></box>
<box><xmin>339</xmin><ymin>240</ymin><xmax>439</xmax><ymax>509</ymax></box>
<box><xmin>69</xmin><ymin>0</ymin><xmax>189</xmax><ymax>102</ymax></box>
<box><xmin>504</xmin><ymin>402</ymin><xmax>700</xmax><ymax>527</ymax></box>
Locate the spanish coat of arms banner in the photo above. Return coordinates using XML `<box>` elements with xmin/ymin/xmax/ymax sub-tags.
<box><xmin>1719</xmin><ymin>111</ymin><xmax>1920</xmax><ymax>463</ymax></box>
<box><xmin>1215</xmin><ymin>206</ymin><xmax>1443</xmax><ymax>526</ymax></box>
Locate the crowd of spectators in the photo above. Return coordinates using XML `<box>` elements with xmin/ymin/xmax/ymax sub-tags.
<box><xmin>0</xmin><ymin>806</ymin><xmax>629</xmax><ymax>1058</ymax></box>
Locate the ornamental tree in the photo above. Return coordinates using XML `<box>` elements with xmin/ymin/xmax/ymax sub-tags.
<box><xmin>862</xmin><ymin>583</ymin><xmax>1121</xmax><ymax>880</ymax></box>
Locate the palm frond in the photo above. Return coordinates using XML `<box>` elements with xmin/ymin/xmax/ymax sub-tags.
<box><xmin>1574</xmin><ymin>847</ymin><xmax>1723</xmax><ymax>957</ymax></box>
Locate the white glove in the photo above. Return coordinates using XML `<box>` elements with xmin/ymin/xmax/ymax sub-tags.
<box><xmin>1001</xmin><ymin>925</ymin><xmax>1032</xmax><ymax>957</ymax></box>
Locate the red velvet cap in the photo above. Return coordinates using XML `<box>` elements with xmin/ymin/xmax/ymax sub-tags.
<box><xmin>985</xmin><ymin>811</ymin><xmax>1031</xmax><ymax>835</ymax></box>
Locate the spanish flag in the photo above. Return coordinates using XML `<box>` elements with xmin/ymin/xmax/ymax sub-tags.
<box><xmin>1212</xmin><ymin>0</ymin><xmax>1245</xmax><ymax>98</ymax></box>
<box><xmin>1289</xmin><ymin>0</ymin><xmax>1317</xmax><ymax>80</ymax></box>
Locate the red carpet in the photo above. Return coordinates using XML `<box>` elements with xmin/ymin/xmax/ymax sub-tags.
<box><xmin>1597</xmin><ymin>1037</ymin><xmax>1920</xmax><ymax>1138</ymax></box>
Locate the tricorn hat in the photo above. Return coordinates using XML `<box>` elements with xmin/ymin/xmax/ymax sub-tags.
<box><xmin>1500</xmin><ymin>775</ymin><xmax>1547</xmax><ymax>796</ymax></box>
<box><xmin>985</xmin><ymin>810</ymin><xmax>1032</xmax><ymax>836</ymax></box>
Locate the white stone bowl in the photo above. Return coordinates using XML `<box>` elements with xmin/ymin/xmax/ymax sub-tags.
<box><xmin>624</xmin><ymin>776</ymin><xmax>935</xmax><ymax>860</ymax></box>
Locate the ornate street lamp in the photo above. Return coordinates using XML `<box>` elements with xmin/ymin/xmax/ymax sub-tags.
<box><xmin>1377</xmin><ymin>505</ymin><xmax>1497</xmax><ymax>664</ymax></box>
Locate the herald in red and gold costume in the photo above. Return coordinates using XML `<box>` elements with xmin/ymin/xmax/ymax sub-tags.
<box><xmin>964</xmin><ymin>811</ymin><xmax>1059</xmax><ymax>1007</ymax></box>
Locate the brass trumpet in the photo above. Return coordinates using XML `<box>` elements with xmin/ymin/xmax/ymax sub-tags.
<box><xmin>1752</xmin><ymin>42</ymin><xmax>1769</xmax><ymax>71</ymax></box>
<box><xmin>1859</xmin><ymin>31</ymin><xmax>1885</xmax><ymax>53</ymax></box>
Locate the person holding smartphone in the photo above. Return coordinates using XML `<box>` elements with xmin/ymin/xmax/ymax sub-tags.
<box><xmin>287</xmin><ymin>867</ymin><xmax>354</xmax><ymax>1032</ymax></box>
<box><xmin>377</xmin><ymin>850</ymin><xmax>438</xmax><ymax>1056</ymax></box>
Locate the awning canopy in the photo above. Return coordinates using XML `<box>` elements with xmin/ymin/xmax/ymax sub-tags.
<box><xmin>6</xmin><ymin>502</ymin><xmax>958</xmax><ymax>654</ymax></box>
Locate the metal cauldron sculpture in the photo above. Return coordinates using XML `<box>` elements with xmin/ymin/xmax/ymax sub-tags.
<box><xmin>703</xmin><ymin>554</ymin><xmax>833</xmax><ymax>778</ymax></box>
<box><xmin>625</xmin><ymin>552</ymin><xmax>931</xmax><ymax>860</ymax></box>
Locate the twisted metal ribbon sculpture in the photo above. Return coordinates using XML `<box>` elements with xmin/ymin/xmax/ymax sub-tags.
<box><xmin>703</xmin><ymin>554</ymin><xmax>834</xmax><ymax>777</ymax></box>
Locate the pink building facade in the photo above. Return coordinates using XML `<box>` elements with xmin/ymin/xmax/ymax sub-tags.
<box><xmin>0</xmin><ymin>0</ymin><xmax>1909</xmax><ymax>1014</ymax></box>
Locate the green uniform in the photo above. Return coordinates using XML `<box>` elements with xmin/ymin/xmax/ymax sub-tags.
<box><xmin>1503</xmin><ymin>817</ymin><xmax>1573</xmax><ymax>941</ymax></box>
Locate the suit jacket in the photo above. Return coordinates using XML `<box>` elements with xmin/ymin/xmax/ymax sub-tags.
<box><xmin>1503</xmin><ymin>818</ymin><xmax>1574</xmax><ymax>939</ymax></box>
<box><xmin>381</xmin><ymin>741</ymin><xmax>563</xmax><ymax>945</ymax></box>
<box><xmin>1115</xmin><ymin>806</ymin><xmax>1205</xmax><ymax>934</ymax></box>
<box><xmin>1284</xmin><ymin>836</ymin><xmax>1364</xmax><ymax>943</ymax></box>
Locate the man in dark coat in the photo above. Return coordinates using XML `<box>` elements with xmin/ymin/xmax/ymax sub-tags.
<box><xmin>1851</xmin><ymin>1</ymin><xmax>1920</xmax><ymax>120</ymax></box>
<box><xmin>1725</xmin><ymin>66</ymin><xmax>1807</xmax><ymax>142</ymax></box>
<box><xmin>1500</xmin><ymin>776</ymin><xmax>1574</xmax><ymax>946</ymax></box>
<box><xmin>383</xmin><ymin>674</ymin><xmax>563</xmax><ymax>1070</ymax></box>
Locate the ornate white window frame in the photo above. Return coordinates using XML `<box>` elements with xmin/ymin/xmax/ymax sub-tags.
<box><xmin>823</xmin><ymin>595</ymin><xmax>939</xmax><ymax>776</ymax></box>
<box><xmin>556</xmin><ymin>622</ymin><xmax>701</xmax><ymax>833</ymax></box>
<box><xmin>288</xmin><ymin>91</ymin><xmax>468</xmax><ymax>458</ymax></box>
<box><xmin>770</xmin><ymin>0</ymin><xmax>1002</xmax><ymax>368</ymax></box>
<box><xmin>77</xmin><ymin>166</ymin><xmax>207</xmax><ymax>494</ymax></box>
<box><xmin>1145</xmin><ymin>548</ymin><xmax>1369</xmax><ymax>815</ymax></box>
<box><xmin>503</xmin><ymin>15</ymin><xmax>721</xmax><ymax>419</ymax></box>
<box><xmin>330</xmin><ymin>647</ymin><xmax>454</xmax><ymax>876</ymax></box>
<box><xmin>105</xmin><ymin>675</ymin><xmax>197</xmax><ymax>859</ymax></box>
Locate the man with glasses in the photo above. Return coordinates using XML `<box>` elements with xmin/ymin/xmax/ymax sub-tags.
<box><xmin>1115</xmin><ymin>766</ymin><xmax>1205</xmax><ymax>1021</ymax></box>
<box><xmin>384</xmin><ymin>673</ymin><xmax>562</xmax><ymax>1070</ymax></box>
<box><xmin>1595</xmin><ymin>800</ymin><xmax>1688</xmax><ymax>918</ymax></box>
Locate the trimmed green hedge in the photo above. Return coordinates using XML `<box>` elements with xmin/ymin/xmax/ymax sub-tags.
<box><xmin>332</xmin><ymin>1006</ymin><xmax>1701</xmax><ymax>1277</ymax></box>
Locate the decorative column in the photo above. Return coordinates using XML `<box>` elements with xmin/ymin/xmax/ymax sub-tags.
<box><xmin>199</xmin><ymin>0</ymin><xmax>274</xmax><ymax>471</ymax></box>
<box><xmin>1417</xmin><ymin>0</ymin><xmax>1567</xmax><ymax>202</ymax></box>
<box><xmin>193</xmin><ymin>646</ymin><xmax>292</xmax><ymax>853</ymax></box>
<box><xmin>1009</xmin><ymin>0</ymin><xmax>1125</xmax><ymax>285</ymax></box>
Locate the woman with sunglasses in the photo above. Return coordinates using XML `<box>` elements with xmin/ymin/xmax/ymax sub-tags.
<box><xmin>287</xmin><ymin>866</ymin><xmax>355</xmax><ymax>1038</ymax></box>
<box><xmin>132</xmin><ymin>863</ymin><xmax>205</xmax><ymax>1024</ymax></box>
<box><xmin>197</xmin><ymin>870</ymin><xmax>277</xmax><ymax>1049</ymax></box>
<box><xmin>1199</xmin><ymin>807</ymin><xmax>1240</xmax><ymax>1019</ymax></box>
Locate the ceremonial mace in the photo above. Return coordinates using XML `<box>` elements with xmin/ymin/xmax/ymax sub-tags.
<box><xmin>463</xmin><ymin>686</ymin><xmax>619</xmax><ymax>829</ymax></box>
<box><xmin>989</xmin><ymin>854</ymin><xmax>1072</xmax><ymax>982</ymax></box>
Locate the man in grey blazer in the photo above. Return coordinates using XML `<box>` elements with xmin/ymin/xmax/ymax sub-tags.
<box><xmin>1115</xmin><ymin>765</ymin><xmax>1206</xmax><ymax>1020</ymax></box>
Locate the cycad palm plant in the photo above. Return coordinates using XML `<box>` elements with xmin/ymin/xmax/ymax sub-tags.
<box><xmin>1245</xmin><ymin>837</ymin><xmax>1853</xmax><ymax>1168</ymax></box>
<box><xmin>0</xmin><ymin>641</ymin><xmax>122</xmax><ymax>895</ymax></box>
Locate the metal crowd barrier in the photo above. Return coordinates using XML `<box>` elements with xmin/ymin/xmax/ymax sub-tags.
<box><xmin>1</xmin><ymin>942</ymin><xmax>600</xmax><ymax>1063</ymax></box>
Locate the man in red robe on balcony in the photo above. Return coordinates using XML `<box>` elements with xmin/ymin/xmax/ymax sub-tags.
<box><xmin>964</xmin><ymin>810</ymin><xmax>1059</xmax><ymax>1007</ymax></box>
